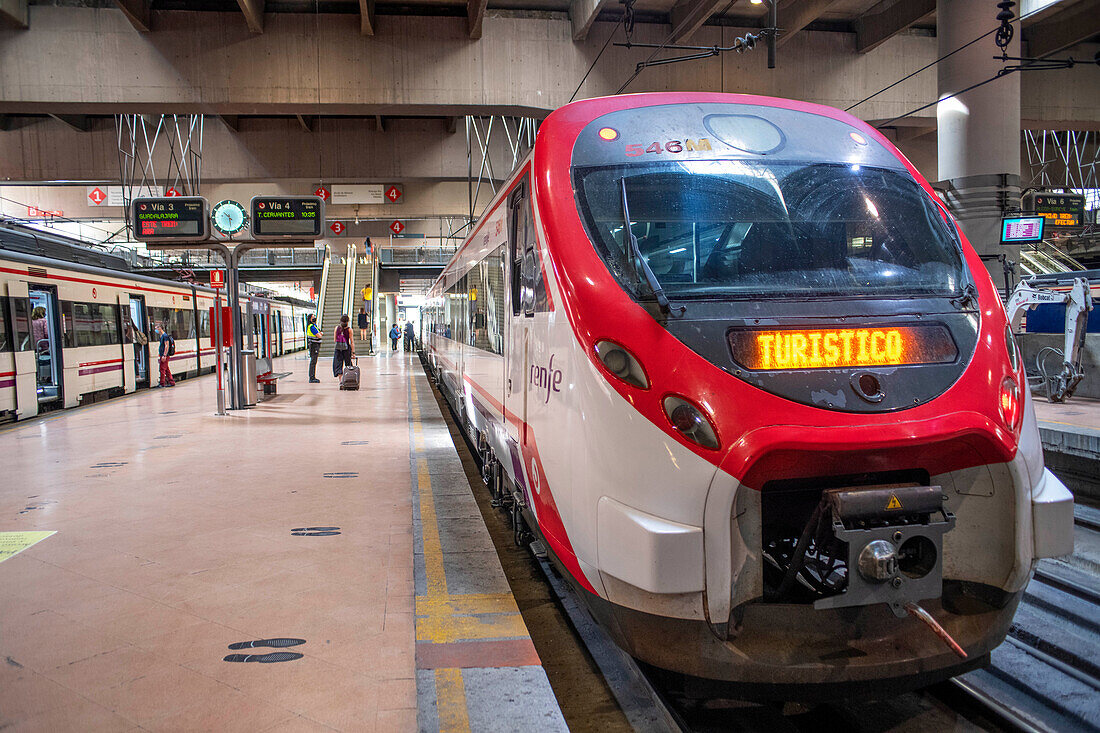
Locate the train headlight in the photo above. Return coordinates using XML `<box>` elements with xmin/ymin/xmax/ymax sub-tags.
<box><xmin>999</xmin><ymin>376</ymin><xmax>1022</xmax><ymax>432</ymax></box>
<box><xmin>595</xmin><ymin>340</ymin><xmax>649</xmax><ymax>389</ymax></box>
<box><xmin>1004</xmin><ymin>324</ymin><xmax>1019</xmax><ymax>373</ymax></box>
<box><xmin>662</xmin><ymin>395</ymin><xmax>720</xmax><ymax>450</ymax></box>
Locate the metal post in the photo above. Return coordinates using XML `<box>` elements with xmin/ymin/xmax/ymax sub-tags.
<box><xmin>767</xmin><ymin>0</ymin><xmax>776</xmax><ymax>69</ymax></box>
<box><xmin>213</xmin><ymin>290</ymin><xmax>226</xmax><ymax>416</ymax></box>
<box><xmin>227</xmin><ymin>249</ymin><xmax>245</xmax><ymax>409</ymax></box>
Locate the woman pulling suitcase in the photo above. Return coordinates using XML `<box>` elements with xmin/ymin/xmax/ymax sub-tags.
<box><xmin>332</xmin><ymin>315</ymin><xmax>359</xmax><ymax>389</ymax></box>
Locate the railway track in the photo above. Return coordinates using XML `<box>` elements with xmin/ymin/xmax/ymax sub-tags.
<box><xmin>955</xmin><ymin>506</ymin><xmax>1100</xmax><ymax>733</ymax></box>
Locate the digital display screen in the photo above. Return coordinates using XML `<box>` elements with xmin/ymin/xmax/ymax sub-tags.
<box><xmin>728</xmin><ymin>326</ymin><xmax>958</xmax><ymax>371</ymax></box>
<box><xmin>251</xmin><ymin>196</ymin><xmax>324</xmax><ymax>238</ymax></box>
<box><xmin>132</xmin><ymin>198</ymin><xmax>207</xmax><ymax>241</ymax></box>
<box><xmin>1001</xmin><ymin>216</ymin><xmax>1045</xmax><ymax>244</ymax></box>
<box><xmin>1027</xmin><ymin>192</ymin><xmax>1085</xmax><ymax>228</ymax></box>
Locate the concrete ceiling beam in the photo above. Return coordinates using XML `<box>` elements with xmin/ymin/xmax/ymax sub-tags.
<box><xmin>854</xmin><ymin>0</ymin><xmax>934</xmax><ymax>54</ymax></box>
<box><xmin>1024</xmin><ymin>0</ymin><xmax>1100</xmax><ymax>59</ymax></box>
<box><xmin>776</xmin><ymin>0</ymin><xmax>844</xmax><ymax>48</ymax></box>
<box><xmin>569</xmin><ymin>0</ymin><xmax>611</xmax><ymax>41</ymax></box>
<box><xmin>0</xmin><ymin>0</ymin><xmax>27</xmax><ymax>28</ymax></box>
<box><xmin>49</xmin><ymin>114</ymin><xmax>91</xmax><ymax>131</ymax></box>
<box><xmin>112</xmin><ymin>0</ymin><xmax>150</xmax><ymax>32</ymax></box>
<box><xmin>669</xmin><ymin>0</ymin><xmax>734</xmax><ymax>44</ymax></box>
<box><xmin>467</xmin><ymin>0</ymin><xmax>488</xmax><ymax>39</ymax></box>
<box><xmin>358</xmin><ymin>0</ymin><xmax>374</xmax><ymax>35</ymax></box>
<box><xmin>235</xmin><ymin>0</ymin><xmax>264</xmax><ymax>34</ymax></box>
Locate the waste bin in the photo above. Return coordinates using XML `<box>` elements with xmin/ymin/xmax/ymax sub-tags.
<box><xmin>241</xmin><ymin>349</ymin><xmax>258</xmax><ymax>406</ymax></box>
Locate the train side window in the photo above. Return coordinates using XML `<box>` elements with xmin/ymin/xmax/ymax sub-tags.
<box><xmin>0</xmin><ymin>297</ymin><xmax>10</xmax><ymax>352</ymax></box>
<box><xmin>12</xmin><ymin>297</ymin><xmax>32</xmax><ymax>351</ymax></box>
<box><xmin>509</xmin><ymin>183</ymin><xmax>528</xmax><ymax>316</ymax></box>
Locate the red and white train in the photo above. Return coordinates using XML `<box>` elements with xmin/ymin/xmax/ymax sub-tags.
<box><xmin>424</xmin><ymin>93</ymin><xmax>1075</xmax><ymax>696</ymax></box>
<box><xmin>1</xmin><ymin>244</ymin><xmax>311</xmax><ymax>421</ymax></box>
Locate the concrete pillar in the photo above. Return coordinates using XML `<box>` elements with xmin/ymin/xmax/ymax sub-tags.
<box><xmin>937</xmin><ymin>0</ymin><xmax>1021</xmax><ymax>293</ymax></box>
<box><xmin>385</xmin><ymin>295</ymin><xmax>397</xmax><ymax>344</ymax></box>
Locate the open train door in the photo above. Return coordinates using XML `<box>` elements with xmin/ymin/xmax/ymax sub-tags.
<box><xmin>6</xmin><ymin>280</ymin><xmax>38</xmax><ymax>419</ymax></box>
<box><xmin>118</xmin><ymin>293</ymin><xmax>136</xmax><ymax>394</ymax></box>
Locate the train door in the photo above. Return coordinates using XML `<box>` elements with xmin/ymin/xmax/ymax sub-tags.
<box><xmin>6</xmin><ymin>280</ymin><xmax>37</xmax><ymax>418</ymax></box>
<box><xmin>28</xmin><ymin>284</ymin><xmax>62</xmax><ymax>407</ymax></box>
<box><xmin>127</xmin><ymin>295</ymin><xmax>149</xmax><ymax>387</ymax></box>
<box><xmin>504</xmin><ymin>181</ymin><xmax>535</xmax><ymax>448</ymax></box>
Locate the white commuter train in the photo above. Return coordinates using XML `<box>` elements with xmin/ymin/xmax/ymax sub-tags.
<box><xmin>1</xmin><ymin>246</ymin><xmax>312</xmax><ymax>421</ymax></box>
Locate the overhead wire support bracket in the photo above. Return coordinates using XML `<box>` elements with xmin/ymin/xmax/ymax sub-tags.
<box><xmin>616</xmin><ymin>29</ymin><xmax>774</xmax><ymax>75</ymax></box>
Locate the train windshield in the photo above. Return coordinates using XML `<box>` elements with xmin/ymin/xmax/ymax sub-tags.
<box><xmin>573</xmin><ymin>161</ymin><xmax>965</xmax><ymax>300</ymax></box>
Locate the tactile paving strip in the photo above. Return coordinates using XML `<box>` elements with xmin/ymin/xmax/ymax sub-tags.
<box><xmin>408</xmin><ymin>372</ymin><xmax>567</xmax><ymax>733</ymax></box>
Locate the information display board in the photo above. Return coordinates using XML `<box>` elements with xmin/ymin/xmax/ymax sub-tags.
<box><xmin>1025</xmin><ymin>191</ymin><xmax>1086</xmax><ymax>229</ymax></box>
<box><xmin>1000</xmin><ymin>216</ymin><xmax>1046</xmax><ymax>244</ymax></box>
<box><xmin>131</xmin><ymin>197</ymin><xmax>209</xmax><ymax>242</ymax></box>
<box><xmin>250</xmin><ymin>196</ymin><xmax>325</xmax><ymax>239</ymax></box>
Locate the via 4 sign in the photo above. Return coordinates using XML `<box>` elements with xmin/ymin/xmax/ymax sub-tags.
<box><xmin>330</xmin><ymin>220</ymin><xmax>346</xmax><ymax>236</ymax></box>
<box><xmin>389</xmin><ymin>220</ymin><xmax>405</xmax><ymax>235</ymax></box>
<box><xmin>385</xmin><ymin>185</ymin><xmax>402</xmax><ymax>203</ymax></box>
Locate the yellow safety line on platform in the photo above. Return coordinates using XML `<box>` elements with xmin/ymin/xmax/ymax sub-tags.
<box><xmin>411</xmin><ymin>373</ymin><xmax>534</xmax><ymax>730</ymax></box>
<box><xmin>434</xmin><ymin>668</ymin><xmax>472</xmax><ymax>733</ymax></box>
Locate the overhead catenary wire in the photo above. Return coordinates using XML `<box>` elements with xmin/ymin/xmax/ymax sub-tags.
<box><xmin>570</xmin><ymin>21</ymin><xmax>622</xmax><ymax>103</ymax></box>
<box><xmin>615</xmin><ymin>0</ymin><xmax>737</xmax><ymax>95</ymax></box>
<box><xmin>846</xmin><ymin>3</ymin><xmax>1047</xmax><ymax>113</ymax></box>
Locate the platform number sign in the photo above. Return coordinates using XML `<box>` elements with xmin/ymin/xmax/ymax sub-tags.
<box><xmin>131</xmin><ymin>197</ymin><xmax>209</xmax><ymax>243</ymax></box>
<box><xmin>389</xmin><ymin>220</ymin><xmax>405</xmax><ymax>235</ymax></box>
<box><xmin>314</xmin><ymin>187</ymin><xmax>330</xmax><ymax>202</ymax></box>
<box><xmin>250</xmin><ymin>196</ymin><xmax>325</xmax><ymax>240</ymax></box>
<box><xmin>330</xmin><ymin>221</ymin><xmax>346</xmax><ymax>236</ymax></box>
<box><xmin>1026</xmin><ymin>191</ymin><xmax>1085</xmax><ymax>229</ymax></box>
<box><xmin>385</xmin><ymin>185</ymin><xmax>403</xmax><ymax>203</ymax></box>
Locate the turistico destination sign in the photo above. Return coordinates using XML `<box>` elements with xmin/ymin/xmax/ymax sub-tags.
<box><xmin>131</xmin><ymin>197</ymin><xmax>209</xmax><ymax>243</ymax></box>
<box><xmin>250</xmin><ymin>196</ymin><xmax>325</xmax><ymax>239</ymax></box>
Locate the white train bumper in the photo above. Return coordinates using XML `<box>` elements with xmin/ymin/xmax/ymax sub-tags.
<box><xmin>596</xmin><ymin>497</ymin><xmax>704</xmax><ymax>594</ymax></box>
<box><xmin>1032</xmin><ymin>467</ymin><xmax>1074</xmax><ymax>559</ymax></box>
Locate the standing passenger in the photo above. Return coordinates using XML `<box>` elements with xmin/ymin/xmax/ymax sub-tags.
<box><xmin>332</xmin><ymin>314</ymin><xmax>354</xmax><ymax>378</ymax></box>
<box><xmin>404</xmin><ymin>321</ymin><xmax>415</xmax><ymax>352</ymax></box>
<box><xmin>156</xmin><ymin>324</ymin><xmax>176</xmax><ymax>387</ymax></box>
<box><xmin>389</xmin><ymin>324</ymin><xmax>400</xmax><ymax>351</ymax></box>
<box><xmin>306</xmin><ymin>315</ymin><xmax>322</xmax><ymax>383</ymax></box>
<box><xmin>358</xmin><ymin>306</ymin><xmax>368</xmax><ymax>342</ymax></box>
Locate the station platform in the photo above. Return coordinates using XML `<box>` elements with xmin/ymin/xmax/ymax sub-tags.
<box><xmin>1034</xmin><ymin>396</ymin><xmax>1100</xmax><ymax>463</ymax></box>
<box><xmin>0</xmin><ymin>350</ymin><xmax>566</xmax><ymax>731</ymax></box>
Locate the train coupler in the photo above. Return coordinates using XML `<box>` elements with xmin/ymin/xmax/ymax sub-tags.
<box><xmin>810</xmin><ymin>484</ymin><xmax>955</xmax><ymax>617</ymax></box>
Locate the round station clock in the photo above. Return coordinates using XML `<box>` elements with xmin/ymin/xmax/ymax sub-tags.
<box><xmin>211</xmin><ymin>199</ymin><xmax>248</xmax><ymax>237</ymax></box>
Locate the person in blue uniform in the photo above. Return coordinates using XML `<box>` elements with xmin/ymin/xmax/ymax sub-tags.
<box><xmin>389</xmin><ymin>324</ymin><xmax>400</xmax><ymax>351</ymax></box>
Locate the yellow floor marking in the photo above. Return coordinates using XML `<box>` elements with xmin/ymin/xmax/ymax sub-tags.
<box><xmin>434</xmin><ymin>668</ymin><xmax>472</xmax><ymax>733</ymax></box>
<box><xmin>416</xmin><ymin>612</ymin><xmax>531</xmax><ymax>643</ymax></box>
<box><xmin>0</xmin><ymin>531</ymin><xmax>56</xmax><ymax>563</ymax></box>
<box><xmin>416</xmin><ymin>593</ymin><xmax>520</xmax><ymax>615</ymax></box>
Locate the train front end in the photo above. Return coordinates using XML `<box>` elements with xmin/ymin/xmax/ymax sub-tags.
<box><xmin>537</xmin><ymin>94</ymin><xmax>1075</xmax><ymax>696</ymax></box>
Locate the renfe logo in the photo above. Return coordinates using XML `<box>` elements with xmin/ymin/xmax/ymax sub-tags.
<box><xmin>530</xmin><ymin>354</ymin><xmax>563</xmax><ymax>404</ymax></box>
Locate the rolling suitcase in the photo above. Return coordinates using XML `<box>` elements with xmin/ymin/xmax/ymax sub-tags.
<box><xmin>339</xmin><ymin>358</ymin><xmax>360</xmax><ymax>391</ymax></box>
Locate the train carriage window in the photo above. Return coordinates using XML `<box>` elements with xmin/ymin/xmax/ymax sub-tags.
<box><xmin>12</xmin><ymin>297</ymin><xmax>31</xmax><ymax>351</ymax></box>
<box><xmin>0</xmin><ymin>297</ymin><xmax>10</xmax><ymax>352</ymax></box>
<box><xmin>66</xmin><ymin>302</ymin><xmax>121</xmax><ymax>347</ymax></box>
